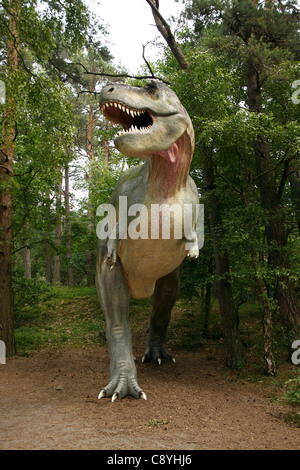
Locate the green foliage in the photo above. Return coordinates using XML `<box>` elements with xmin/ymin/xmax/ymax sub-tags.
<box><xmin>13</xmin><ymin>285</ymin><xmax>105</xmax><ymax>355</ymax></box>
<box><xmin>156</xmin><ymin>0</ymin><xmax>300</xmax><ymax>308</ymax></box>
<box><xmin>282</xmin><ymin>372</ymin><xmax>300</xmax><ymax>407</ymax></box>
<box><xmin>12</xmin><ymin>270</ymin><xmax>53</xmax><ymax>326</ymax></box>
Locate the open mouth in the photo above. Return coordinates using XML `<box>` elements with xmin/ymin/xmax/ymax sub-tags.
<box><xmin>100</xmin><ymin>100</ymin><xmax>153</xmax><ymax>135</ymax></box>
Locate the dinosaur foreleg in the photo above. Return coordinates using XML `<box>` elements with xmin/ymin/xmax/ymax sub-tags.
<box><xmin>96</xmin><ymin>247</ymin><xmax>146</xmax><ymax>401</ymax></box>
<box><xmin>143</xmin><ymin>265</ymin><xmax>182</xmax><ymax>365</ymax></box>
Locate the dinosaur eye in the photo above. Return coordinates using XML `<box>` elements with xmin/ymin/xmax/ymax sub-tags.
<box><xmin>145</xmin><ymin>83</ymin><xmax>158</xmax><ymax>97</ymax></box>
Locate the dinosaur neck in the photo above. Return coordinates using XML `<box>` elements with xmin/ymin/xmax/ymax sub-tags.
<box><xmin>146</xmin><ymin>131</ymin><xmax>193</xmax><ymax>200</ymax></box>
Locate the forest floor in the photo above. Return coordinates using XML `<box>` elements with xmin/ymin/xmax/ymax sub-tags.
<box><xmin>1</xmin><ymin>287</ymin><xmax>299</xmax><ymax>450</ymax></box>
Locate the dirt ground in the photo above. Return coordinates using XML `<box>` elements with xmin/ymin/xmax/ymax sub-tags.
<box><xmin>0</xmin><ymin>346</ymin><xmax>299</xmax><ymax>450</ymax></box>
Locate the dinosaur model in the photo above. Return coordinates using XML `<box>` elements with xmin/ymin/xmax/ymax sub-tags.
<box><xmin>96</xmin><ymin>80</ymin><xmax>199</xmax><ymax>401</ymax></box>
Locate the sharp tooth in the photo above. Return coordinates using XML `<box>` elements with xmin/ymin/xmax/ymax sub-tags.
<box><xmin>114</xmin><ymin>103</ymin><xmax>118</xmax><ymax>108</ymax></box>
<box><xmin>118</xmin><ymin>104</ymin><xmax>122</xmax><ymax>109</ymax></box>
<box><xmin>122</xmin><ymin>106</ymin><xmax>125</xmax><ymax>112</ymax></box>
<box><xmin>126</xmin><ymin>108</ymin><xmax>130</xmax><ymax>115</ymax></box>
<box><xmin>130</xmin><ymin>110</ymin><xmax>134</xmax><ymax>117</ymax></box>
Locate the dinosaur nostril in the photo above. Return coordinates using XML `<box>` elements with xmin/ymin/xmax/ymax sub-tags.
<box><xmin>108</xmin><ymin>87</ymin><xmax>114</xmax><ymax>92</ymax></box>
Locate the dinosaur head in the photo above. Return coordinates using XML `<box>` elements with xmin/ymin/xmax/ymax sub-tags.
<box><xmin>99</xmin><ymin>80</ymin><xmax>194</xmax><ymax>159</ymax></box>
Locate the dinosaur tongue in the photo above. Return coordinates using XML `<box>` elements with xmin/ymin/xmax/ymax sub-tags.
<box><xmin>158</xmin><ymin>135</ymin><xmax>183</xmax><ymax>165</ymax></box>
<box><xmin>149</xmin><ymin>134</ymin><xmax>189</xmax><ymax>196</ymax></box>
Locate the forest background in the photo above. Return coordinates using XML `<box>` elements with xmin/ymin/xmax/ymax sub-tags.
<box><xmin>0</xmin><ymin>0</ymin><xmax>299</xmax><ymax>388</ymax></box>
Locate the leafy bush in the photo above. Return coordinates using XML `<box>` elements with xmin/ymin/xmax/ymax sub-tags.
<box><xmin>12</xmin><ymin>270</ymin><xmax>53</xmax><ymax>325</ymax></box>
<box><xmin>282</xmin><ymin>373</ymin><xmax>300</xmax><ymax>407</ymax></box>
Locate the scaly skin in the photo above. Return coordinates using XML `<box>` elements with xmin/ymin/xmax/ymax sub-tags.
<box><xmin>96</xmin><ymin>81</ymin><xmax>199</xmax><ymax>401</ymax></box>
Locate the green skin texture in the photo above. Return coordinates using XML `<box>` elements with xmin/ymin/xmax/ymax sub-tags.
<box><xmin>96</xmin><ymin>81</ymin><xmax>199</xmax><ymax>401</ymax></box>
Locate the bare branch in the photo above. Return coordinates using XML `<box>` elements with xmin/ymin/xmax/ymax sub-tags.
<box><xmin>70</xmin><ymin>62</ymin><xmax>170</xmax><ymax>84</ymax></box>
<box><xmin>145</xmin><ymin>0</ymin><xmax>189</xmax><ymax>70</ymax></box>
<box><xmin>142</xmin><ymin>42</ymin><xmax>155</xmax><ymax>78</ymax></box>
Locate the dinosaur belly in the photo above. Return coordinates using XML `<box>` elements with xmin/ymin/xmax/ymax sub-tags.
<box><xmin>118</xmin><ymin>238</ymin><xmax>186</xmax><ymax>299</ymax></box>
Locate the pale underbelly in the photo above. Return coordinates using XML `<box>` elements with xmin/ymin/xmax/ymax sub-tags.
<box><xmin>117</xmin><ymin>238</ymin><xmax>186</xmax><ymax>299</ymax></box>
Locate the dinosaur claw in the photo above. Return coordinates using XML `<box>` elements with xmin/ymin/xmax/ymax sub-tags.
<box><xmin>157</xmin><ymin>357</ymin><xmax>161</xmax><ymax>365</ymax></box>
<box><xmin>172</xmin><ymin>356</ymin><xmax>176</xmax><ymax>363</ymax></box>
<box><xmin>140</xmin><ymin>391</ymin><xmax>147</xmax><ymax>400</ymax></box>
<box><xmin>112</xmin><ymin>392</ymin><xmax>118</xmax><ymax>402</ymax></box>
<box><xmin>142</xmin><ymin>355</ymin><xmax>146</xmax><ymax>363</ymax></box>
<box><xmin>98</xmin><ymin>389</ymin><xmax>106</xmax><ymax>400</ymax></box>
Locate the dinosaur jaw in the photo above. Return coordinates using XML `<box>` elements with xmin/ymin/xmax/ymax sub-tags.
<box><xmin>100</xmin><ymin>99</ymin><xmax>154</xmax><ymax>136</ymax></box>
<box><xmin>100</xmin><ymin>99</ymin><xmax>186</xmax><ymax>158</ymax></box>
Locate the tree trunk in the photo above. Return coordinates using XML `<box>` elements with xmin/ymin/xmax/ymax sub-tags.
<box><xmin>53</xmin><ymin>175</ymin><xmax>62</xmax><ymax>284</ymax></box>
<box><xmin>86</xmin><ymin>102</ymin><xmax>96</xmax><ymax>287</ymax></box>
<box><xmin>250</xmin><ymin>246</ymin><xmax>276</xmax><ymax>375</ymax></box>
<box><xmin>102</xmin><ymin>139</ymin><xmax>109</xmax><ymax>164</ymax></box>
<box><xmin>247</xmin><ymin>62</ymin><xmax>300</xmax><ymax>339</ymax></box>
<box><xmin>288</xmin><ymin>160</ymin><xmax>300</xmax><ymax>236</ymax></box>
<box><xmin>203</xmin><ymin>281</ymin><xmax>212</xmax><ymax>337</ymax></box>
<box><xmin>23</xmin><ymin>220</ymin><xmax>31</xmax><ymax>279</ymax></box>
<box><xmin>0</xmin><ymin>0</ymin><xmax>20</xmax><ymax>356</ymax></box>
<box><xmin>23</xmin><ymin>246</ymin><xmax>31</xmax><ymax>278</ymax></box>
<box><xmin>146</xmin><ymin>0</ymin><xmax>189</xmax><ymax>70</ymax></box>
<box><xmin>202</xmin><ymin>155</ymin><xmax>245</xmax><ymax>369</ymax></box>
<box><xmin>65</xmin><ymin>165</ymin><xmax>74</xmax><ymax>286</ymax></box>
<box><xmin>45</xmin><ymin>192</ymin><xmax>52</xmax><ymax>283</ymax></box>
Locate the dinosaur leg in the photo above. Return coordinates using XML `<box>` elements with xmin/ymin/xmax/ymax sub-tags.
<box><xmin>143</xmin><ymin>264</ymin><xmax>182</xmax><ymax>365</ymax></box>
<box><xmin>96</xmin><ymin>246</ymin><xmax>146</xmax><ymax>401</ymax></box>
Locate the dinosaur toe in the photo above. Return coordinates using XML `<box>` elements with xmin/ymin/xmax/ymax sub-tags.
<box><xmin>98</xmin><ymin>374</ymin><xmax>146</xmax><ymax>402</ymax></box>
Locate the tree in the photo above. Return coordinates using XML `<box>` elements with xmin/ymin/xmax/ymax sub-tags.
<box><xmin>0</xmin><ymin>0</ymin><xmax>93</xmax><ymax>353</ymax></box>
<box><xmin>0</xmin><ymin>0</ymin><xmax>20</xmax><ymax>356</ymax></box>
<box><xmin>53</xmin><ymin>172</ymin><xmax>63</xmax><ymax>284</ymax></box>
<box><xmin>65</xmin><ymin>163</ymin><xmax>74</xmax><ymax>286</ymax></box>
<box><xmin>182</xmin><ymin>0</ymin><xmax>300</xmax><ymax>341</ymax></box>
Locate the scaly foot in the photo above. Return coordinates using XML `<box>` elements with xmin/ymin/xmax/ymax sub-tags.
<box><xmin>142</xmin><ymin>343</ymin><xmax>176</xmax><ymax>365</ymax></box>
<box><xmin>98</xmin><ymin>372</ymin><xmax>147</xmax><ymax>402</ymax></box>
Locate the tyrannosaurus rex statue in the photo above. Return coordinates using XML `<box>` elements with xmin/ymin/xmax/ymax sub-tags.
<box><xmin>96</xmin><ymin>80</ymin><xmax>199</xmax><ymax>401</ymax></box>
